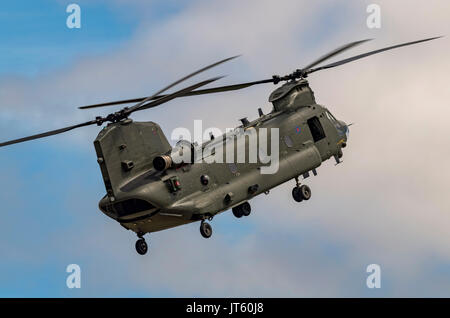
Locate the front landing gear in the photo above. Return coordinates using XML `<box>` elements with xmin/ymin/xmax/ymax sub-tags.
<box><xmin>135</xmin><ymin>238</ymin><xmax>148</xmax><ymax>255</ymax></box>
<box><xmin>292</xmin><ymin>177</ymin><xmax>311</xmax><ymax>202</ymax></box>
<box><xmin>232</xmin><ymin>202</ymin><xmax>251</xmax><ymax>218</ymax></box>
<box><xmin>135</xmin><ymin>232</ymin><xmax>148</xmax><ymax>255</ymax></box>
<box><xmin>200</xmin><ymin>221</ymin><xmax>213</xmax><ymax>238</ymax></box>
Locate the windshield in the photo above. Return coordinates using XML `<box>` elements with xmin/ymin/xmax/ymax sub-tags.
<box><xmin>325</xmin><ymin>109</ymin><xmax>349</xmax><ymax>138</ymax></box>
<box><xmin>325</xmin><ymin>110</ymin><xmax>342</xmax><ymax>128</ymax></box>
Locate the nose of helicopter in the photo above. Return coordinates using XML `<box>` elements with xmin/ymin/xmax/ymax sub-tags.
<box><xmin>337</xmin><ymin>120</ymin><xmax>349</xmax><ymax>141</ymax></box>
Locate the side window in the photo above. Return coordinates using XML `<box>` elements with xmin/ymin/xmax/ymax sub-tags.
<box><xmin>307</xmin><ymin>116</ymin><xmax>326</xmax><ymax>142</ymax></box>
<box><xmin>283</xmin><ymin>135</ymin><xmax>293</xmax><ymax>148</ymax></box>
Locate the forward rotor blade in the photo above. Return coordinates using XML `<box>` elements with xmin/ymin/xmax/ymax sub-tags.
<box><xmin>80</xmin><ymin>55</ymin><xmax>239</xmax><ymax>111</ymax></box>
<box><xmin>177</xmin><ymin>78</ymin><xmax>276</xmax><ymax>95</ymax></box>
<box><xmin>144</xmin><ymin>78</ymin><xmax>274</xmax><ymax>101</ymax></box>
<box><xmin>79</xmin><ymin>97</ymin><xmax>148</xmax><ymax>109</ymax></box>
<box><xmin>78</xmin><ymin>78</ymin><xmax>275</xmax><ymax>110</ymax></box>
<box><xmin>78</xmin><ymin>37</ymin><xmax>442</xmax><ymax>112</ymax></box>
<box><xmin>129</xmin><ymin>76</ymin><xmax>226</xmax><ymax>114</ymax></box>
<box><xmin>307</xmin><ymin>36</ymin><xmax>442</xmax><ymax>74</ymax></box>
<box><xmin>0</xmin><ymin>120</ymin><xmax>97</xmax><ymax>148</ymax></box>
<box><xmin>75</xmin><ymin>40</ymin><xmax>371</xmax><ymax>111</ymax></box>
<box><xmin>302</xmin><ymin>39</ymin><xmax>372</xmax><ymax>71</ymax></box>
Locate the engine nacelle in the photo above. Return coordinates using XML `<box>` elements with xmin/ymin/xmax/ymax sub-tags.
<box><xmin>152</xmin><ymin>140</ymin><xmax>195</xmax><ymax>171</ymax></box>
<box><xmin>153</xmin><ymin>155</ymin><xmax>172</xmax><ymax>171</ymax></box>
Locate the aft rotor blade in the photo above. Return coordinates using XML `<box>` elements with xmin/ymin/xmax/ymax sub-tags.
<box><xmin>79</xmin><ymin>55</ymin><xmax>239</xmax><ymax>110</ymax></box>
<box><xmin>129</xmin><ymin>76</ymin><xmax>226</xmax><ymax>114</ymax></box>
<box><xmin>0</xmin><ymin>120</ymin><xmax>97</xmax><ymax>148</ymax></box>
<box><xmin>302</xmin><ymin>39</ymin><xmax>372</xmax><ymax>71</ymax></box>
<box><xmin>307</xmin><ymin>36</ymin><xmax>442</xmax><ymax>75</ymax></box>
<box><xmin>0</xmin><ymin>76</ymin><xmax>226</xmax><ymax>147</ymax></box>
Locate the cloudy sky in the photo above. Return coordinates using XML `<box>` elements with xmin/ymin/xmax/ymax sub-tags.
<box><xmin>0</xmin><ymin>0</ymin><xmax>449</xmax><ymax>297</ymax></box>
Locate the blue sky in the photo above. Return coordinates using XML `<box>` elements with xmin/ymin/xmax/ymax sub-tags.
<box><xmin>0</xmin><ymin>0</ymin><xmax>168</xmax><ymax>297</ymax></box>
<box><xmin>0</xmin><ymin>0</ymin><xmax>449</xmax><ymax>297</ymax></box>
<box><xmin>0</xmin><ymin>0</ymin><xmax>264</xmax><ymax>297</ymax></box>
<box><xmin>0</xmin><ymin>1</ymin><xmax>130</xmax><ymax>76</ymax></box>
<box><xmin>0</xmin><ymin>1</ymin><xmax>190</xmax><ymax>77</ymax></box>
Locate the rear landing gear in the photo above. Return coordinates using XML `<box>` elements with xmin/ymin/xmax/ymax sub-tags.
<box><xmin>200</xmin><ymin>221</ymin><xmax>213</xmax><ymax>238</ymax></box>
<box><xmin>292</xmin><ymin>177</ymin><xmax>311</xmax><ymax>202</ymax></box>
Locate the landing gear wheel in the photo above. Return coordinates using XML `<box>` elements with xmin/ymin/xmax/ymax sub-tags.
<box><xmin>135</xmin><ymin>238</ymin><xmax>148</xmax><ymax>255</ymax></box>
<box><xmin>200</xmin><ymin>221</ymin><xmax>212</xmax><ymax>238</ymax></box>
<box><xmin>241</xmin><ymin>202</ymin><xmax>251</xmax><ymax>216</ymax></box>
<box><xmin>292</xmin><ymin>187</ymin><xmax>303</xmax><ymax>202</ymax></box>
<box><xmin>292</xmin><ymin>185</ymin><xmax>311</xmax><ymax>202</ymax></box>
<box><xmin>232</xmin><ymin>202</ymin><xmax>251</xmax><ymax>218</ymax></box>
<box><xmin>232</xmin><ymin>207</ymin><xmax>244</xmax><ymax>218</ymax></box>
<box><xmin>300</xmin><ymin>184</ymin><xmax>311</xmax><ymax>200</ymax></box>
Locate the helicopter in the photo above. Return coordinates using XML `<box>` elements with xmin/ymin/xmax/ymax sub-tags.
<box><xmin>0</xmin><ymin>36</ymin><xmax>440</xmax><ymax>255</ymax></box>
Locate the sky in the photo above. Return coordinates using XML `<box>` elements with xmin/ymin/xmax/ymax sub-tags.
<box><xmin>0</xmin><ymin>0</ymin><xmax>449</xmax><ymax>297</ymax></box>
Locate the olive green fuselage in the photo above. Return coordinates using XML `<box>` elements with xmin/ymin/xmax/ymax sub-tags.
<box><xmin>96</xmin><ymin>80</ymin><xmax>348</xmax><ymax>235</ymax></box>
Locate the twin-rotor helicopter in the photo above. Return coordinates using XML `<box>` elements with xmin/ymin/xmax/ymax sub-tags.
<box><xmin>0</xmin><ymin>36</ymin><xmax>440</xmax><ymax>255</ymax></box>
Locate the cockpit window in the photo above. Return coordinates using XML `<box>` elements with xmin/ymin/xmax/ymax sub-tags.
<box><xmin>325</xmin><ymin>110</ymin><xmax>342</xmax><ymax>128</ymax></box>
<box><xmin>307</xmin><ymin>116</ymin><xmax>326</xmax><ymax>142</ymax></box>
